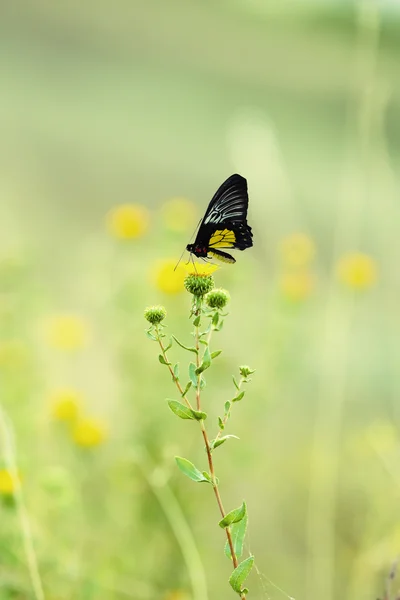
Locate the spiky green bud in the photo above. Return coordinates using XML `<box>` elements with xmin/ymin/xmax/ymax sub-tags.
<box><xmin>205</xmin><ymin>288</ymin><xmax>230</xmax><ymax>310</ymax></box>
<box><xmin>184</xmin><ymin>274</ymin><xmax>214</xmax><ymax>297</ymax></box>
<box><xmin>144</xmin><ymin>305</ymin><xmax>167</xmax><ymax>325</ymax></box>
<box><xmin>239</xmin><ymin>365</ymin><xmax>255</xmax><ymax>378</ymax></box>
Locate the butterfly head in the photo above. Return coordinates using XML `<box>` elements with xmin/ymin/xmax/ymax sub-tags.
<box><xmin>186</xmin><ymin>243</ymin><xmax>208</xmax><ymax>257</ymax></box>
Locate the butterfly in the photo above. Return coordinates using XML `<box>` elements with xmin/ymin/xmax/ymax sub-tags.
<box><xmin>186</xmin><ymin>174</ymin><xmax>253</xmax><ymax>264</ymax></box>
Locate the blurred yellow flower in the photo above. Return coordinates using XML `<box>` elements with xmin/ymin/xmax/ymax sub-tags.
<box><xmin>279</xmin><ymin>233</ymin><xmax>316</xmax><ymax>268</ymax></box>
<box><xmin>106</xmin><ymin>204</ymin><xmax>150</xmax><ymax>239</ymax></box>
<box><xmin>183</xmin><ymin>262</ymin><xmax>219</xmax><ymax>276</ymax></box>
<box><xmin>336</xmin><ymin>252</ymin><xmax>377</xmax><ymax>290</ymax></box>
<box><xmin>50</xmin><ymin>389</ymin><xmax>82</xmax><ymax>422</ymax></box>
<box><xmin>279</xmin><ymin>271</ymin><xmax>314</xmax><ymax>302</ymax></box>
<box><xmin>72</xmin><ymin>418</ymin><xmax>107</xmax><ymax>448</ymax></box>
<box><xmin>164</xmin><ymin>592</ymin><xmax>190</xmax><ymax>600</ymax></box>
<box><xmin>152</xmin><ymin>259</ymin><xmax>186</xmax><ymax>294</ymax></box>
<box><xmin>43</xmin><ymin>314</ymin><xmax>89</xmax><ymax>351</ymax></box>
<box><xmin>0</xmin><ymin>469</ymin><xmax>20</xmax><ymax>496</ymax></box>
<box><xmin>0</xmin><ymin>340</ymin><xmax>27</xmax><ymax>370</ymax></box>
<box><xmin>366</xmin><ymin>421</ymin><xmax>398</xmax><ymax>455</ymax></box>
<box><xmin>161</xmin><ymin>197</ymin><xmax>198</xmax><ymax>233</ymax></box>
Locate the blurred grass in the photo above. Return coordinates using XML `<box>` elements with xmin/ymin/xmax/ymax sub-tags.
<box><xmin>1</xmin><ymin>1</ymin><xmax>400</xmax><ymax>599</ymax></box>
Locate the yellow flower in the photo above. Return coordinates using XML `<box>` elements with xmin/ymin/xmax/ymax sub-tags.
<box><xmin>152</xmin><ymin>259</ymin><xmax>186</xmax><ymax>294</ymax></box>
<box><xmin>336</xmin><ymin>252</ymin><xmax>377</xmax><ymax>290</ymax></box>
<box><xmin>279</xmin><ymin>233</ymin><xmax>316</xmax><ymax>268</ymax></box>
<box><xmin>161</xmin><ymin>197</ymin><xmax>198</xmax><ymax>233</ymax></box>
<box><xmin>0</xmin><ymin>469</ymin><xmax>20</xmax><ymax>496</ymax></box>
<box><xmin>43</xmin><ymin>314</ymin><xmax>89</xmax><ymax>351</ymax></box>
<box><xmin>366</xmin><ymin>421</ymin><xmax>398</xmax><ymax>455</ymax></box>
<box><xmin>106</xmin><ymin>204</ymin><xmax>150</xmax><ymax>239</ymax></box>
<box><xmin>164</xmin><ymin>592</ymin><xmax>190</xmax><ymax>600</ymax></box>
<box><xmin>279</xmin><ymin>271</ymin><xmax>314</xmax><ymax>302</ymax></box>
<box><xmin>183</xmin><ymin>262</ymin><xmax>219</xmax><ymax>276</ymax></box>
<box><xmin>72</xmin><ymin>418</ymin><xmax>107</xmax><ymax>448</ymax></box>
<box><xmin>0</xmin><ymin>340</ymin><xmax>27</xmax><ymax>370</ymax></box>
<box><xmin>50</xmin><ymin>389</ymin><xmax>82</xmax><ymax>422</ymax></box>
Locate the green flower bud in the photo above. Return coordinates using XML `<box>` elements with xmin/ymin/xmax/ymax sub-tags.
<box><xmin>144</xmin><ymin>305</ymin><xmax>167</xmax><ymax>325</ymax></box>
<box><xmin>205</xmin><ymin>288</ymin><xmax>230</xmax><ymax>310</ymax></box>
<box><xmin>239</xmin><ymin>365</ymin><xmax>255</xmax><ymax>378</ymax></box>
<box><xmin>184</xmin><ymin>274</ymin><xmax>214</xmax><ymax>297</ymax></box>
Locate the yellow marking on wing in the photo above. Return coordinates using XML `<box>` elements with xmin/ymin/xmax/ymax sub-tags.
<box><xmin>208</xmin><ymin>250</ymin><xmax>236</xmax><ymax>264</ymax></box>
<box><xmin>208</xmin><ymin>229</ymin><xmax>236</xmax><ymax>248</ymax></box>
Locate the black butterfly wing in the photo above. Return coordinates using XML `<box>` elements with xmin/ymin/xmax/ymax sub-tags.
<box><xmin>194</xmin><ymin>174</ymin><xmax>253</xmax><ymax>251</ymax></box>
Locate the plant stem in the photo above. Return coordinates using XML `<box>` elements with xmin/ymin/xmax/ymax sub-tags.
<box><xmin>156</xmin><ymin>328</ymin><xmax>194</xmax><ymax>412</ymax></box>
<box><xmin>193</xmin><ymin>301</ymin><xmax>246</xmax><ymax>600</ymax></box>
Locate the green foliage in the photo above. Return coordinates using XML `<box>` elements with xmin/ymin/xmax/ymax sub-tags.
<box><xmin>219</xmin><ymin>501</ymin><xmax>247</xmax><ymax>529</ymax></box>
<box><xmin>175</xmin><ymin>457</ymin><xmax>211</xmax><ymax>483</ymax></box>
<box><xmin>229</xmin><ymin>556</ymin><xmax>254</xmax><ymax>595</ymax></box>
<box><xmin>172</xmin><ymin>335</ymin><xmax>198</xmax><ymax>353</ymax></box>
<box><xmin>158</xmin><ymin>354</ymin><xmax>170</xmax><ymax>365</ymax></box>
<box><xmin>188</xmin><ymin>362</ymin><xmax>198</xmax><ymax>386</ymax></box>
<box><xmin>195</xmin><ymin>346</ymin><xmax>211</xmax><ymax>375</ymax></box>
<box><xmin>225</xmin><ymin>513</ymin><xmax>248</xmax><ymax>560</ymax></box>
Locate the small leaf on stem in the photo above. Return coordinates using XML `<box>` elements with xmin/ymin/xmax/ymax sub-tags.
<box><xmin>229</xmin><ymin>555</ymin><xmax>254</xmax><ymax>594</ymax></box>
<box><xmin>225</xmin><ymin>512</ymin><xmax>248</xmax><ymax>560</ymax></box>
<box><xmin>210</xmin><ymin>435</ymin><xmax>239</xmax><ymax>451</ymax></box>
<box><xmin>159</xmin><ymin>354</ymin><xmax>171</xmax><ymax>366</ymax></box>
<box><xmin>196</xmin><ymin>346</ymin><xmax>212</xmax><ymax>375</ymax></box>
<box><xmin>181</xmin><ymin>381</ymin><xmax>192</xmax><ymax>397</ymax></box>
<box><xmin>172</xmin><ymin>335</ymin><xmax>198</xmax><ymax>354</ymax></box>
<box><xmin>232</xmin><ymin>391</ymin><xmax>245</xmax><ymax>403</ymax></box>
<box><xmin>188</xmin><ymin>363</ymin><xmax>197</xmax><ymax>387</ymax></box>
<box><xmin>218</xmin><ymin>416</ymin><xmax>224</xmax><ymax>430</ymax></box>
<box><xmin>145</xmin><ymin>330</ymin><xmax>158</xmax><ymax>341</ymax></box>
<box><xmin>173</xmin><ymin>363</ymin><xmax>180</xmax><ymax>380</ymax></box>
<box><xmin>175</xmin><ymin>457</ymin><xmax>211</xmax><ymax>483</ymax></box>
<box><xmin>232</xmin><ymin>376</ymin><xmax>240</xmax><ymax>391</ymax></box>
<box><xmin>211</xmin><ymin>350</ymin><xmax>222</xmax><ymax>359</ymax></box>
<box><xmin>167</xmin><ymin>400</ymin><xmax>195</xmax><ymax>420</ymax></box>
<box><xmin>219</xmin><ymin>501</ymin><xmax>247</xmax><ymax>528</ymax></box>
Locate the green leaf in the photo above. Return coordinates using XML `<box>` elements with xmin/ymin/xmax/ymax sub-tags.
<box><xmin>219</xmin><ymin>501</ymin><xmax>247</xmax><ymax>529</ymax></box>
<box><xmin>175</xmin><ymin>457</ymin><xmax>210</xmax><ymax>483</ymax></box>
<box><xmin>191</xmin><ymin>409</ymin><xmax>207</xmax><ymax>421</ymax></box>
<box><xmin>164</xmin><ymin>337</ymin><xmax>173</xmax><ymax>351</ymax></box>
<box><xmin>200</xmin><ymin>323</ymin><xmax>211</xmax><ymax>337</ymax></box>
<box><xmin>159</xmin><ymin>354</ymin><xmax>170</xmax><ymax>366</ymax></box>
<box><xmin>189</xmin><ymin>363</ymin><xmax>198</xmax><ymax>387</ymax></box>
<box><xmin>224</xmin><ymin>401</ymin><xmax>231</xmax><ymax>414</ymax></box>
<box><xmin>218</xmin><ymin>416</ymin><xmax>224</xmax><ymax>430</ymax></box>
<box><xmin>229</xmin><ymin>555</ymin><xmax>254</xmax><ymax>594</ymax></box>
<box><xmin>196</xmin><ymin>346</ymin><xmax>212</xmax><ymax>375</ymax></box>
<box><xmin>211</xmin><ymin>350</ymin><xmax>222</xmax><ymax>359</ymax></box>
<box><xmin>212</xmin><ymin>312</ymin><xmax>219</xmax><ymax>327</ymax></box>
<box><xmin>167</xmin><ymin>400</ymin><xmax>195</xmax><ymax>420</ymax></box>
<box><xmin>181</xmin><ymin>381</ymin><xmax>192</xmax><ymax>397</ymax></box>
<box><xmin>211</xmin><ymin>434</ymin><xmax>239</xmax><ymax>451</ymax></box>
<box><xmin>200</xmin><ymin>375</ymin><xmax>206</xmax><ymax>389</ymax></box>
<box><xmin>232</xmin><ymin>376</ymin><xmax>240</xmax><ymax>390</ymax></box>
<box><xmin>172</xmin><ymin>335</ymin><xmax>198</xmax><ymax>354</ymax></box>
<box><xmin>173</xmin><ymin>363</ymin><xmax>180</xmax><ymax>380</ymax></box>
<box><xmin>145</xmin><ymin>330</ymin><xmax>157</xmax><ymax>341</ymax></box>
<box><xmin>202</xmin><ymin>471</ymin><xmax>213</xmax><ymax>484</ymax></box>
<box><xmin>193</xmin><ymin>315</ymin><xmax>201</xmax><ymax>327</ymax></box>
<box><xmin>233</xmin><ymin>391</ymin><xmax>245</xmax><ymax>403</ymax></box>
<box><xmin>225</xmin><ymin>513</ymin><xmax>248</xmax><ymax>560</ymax></box>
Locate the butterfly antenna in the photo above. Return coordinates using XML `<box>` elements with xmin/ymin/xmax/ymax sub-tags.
<box><xmin>173</xmin><ymin>218</ymin><xmax>202</xmax><ymax>271</ymax></box>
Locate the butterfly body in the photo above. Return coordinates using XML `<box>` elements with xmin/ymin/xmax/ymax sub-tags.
<box><xmin>186</xmin><ymin>174</ymin><xmax>253</xmax><ymax>264</ymax></box>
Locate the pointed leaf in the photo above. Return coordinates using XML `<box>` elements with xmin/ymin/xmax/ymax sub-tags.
<box><xmin>225</xmin><ymin>512</ymin><xmax>248</xmax><ymax>559</ymax></box>
<box><xmin>232</xmin><ymin>376</ymin><xmax>240</xmax><ymax>390</ymax></box>
<box><xmin>159</xmin><ymin>354</ymin><xmax>170</xmax><ymax>366</ymax></box>
<box><xmin>200</xmin><ymin>375</ymin><xmax>206</xmax><ymax>389</ymax></box>
<box><xmin>181</xmin><ymin>381</ymin><xmax>192</xmax><ymax>397</ymax></box>
<box><xmin>173</xmin><ymin>363</ymin><xmax>180</xmax><ymax>380</ymax></box>
<box><xmin>196</xmin><ymin>346</ymin><xmax>212</xmax><ymax>375</ymax></box>
<box><xmin>219</xmin><ymin>501</ymin><xmax>247</xmax><ymax>529</ymax></box>
<box><xmin>224</xmin><ymin>401</ymin><xmax>231</xmax><ymax>415</ymax></box>
<box><xmin>175</xmin><ymin>457</ymin><xmax>210</xmax><ymax>483</ymax></box>
<box><xmin>189</xmin><ymin>363</ymin><xmax>198</xmax><ymax>387</ymax></box>
<box><xmin>193</xmin><ymin>315</ymin><xmax>201</xmax><ymax>327</ymax></box>
<box><xmin>212</xmin><ymin>312</ymin><xmax>219</xmax><ymax>327</ymax></box>
<box><xmin>172</xmin><ymin>335</ymin><xmax>198</xmax><ymax>354</ymax></box>
<box><xmin>211</xmin><ymin>435</ymin><xmax>239</xmax><ymax>451</ymax></box>
<box><xmin>218</xmin><ymin>416</ymin><xmax>224</xmax><ymax>430</ymax></box>
<box><xmin>229</xmin><ymin>555</ymin><xmax>254</xmax><ymax>594</ymax></box>
<box><xmin>164</xmin><ymin>337</ymin><xmax>173</xmax><ymax>351</ymax></box>
<box><xmin>232</xmin><ymin>391</ymin><xmax>245</xmax><ymax>403</ymax></box>
<box><xmin>211</xmin><ymin>350</ymin><xmax>222</xmax><ymax>359</ymax></box>
<box><xmin>192</xmin><ymin>409</ymin><xmax>207</xmax><ymax>421</ymax></box>
<box><xmin>202</xmin><ymin>471</ymin><xmax>213</xmax><ymax>484</ymax></box>
<box><xmin>167</xmin><ymin>400</ymin><xmax>195</xmax><ymax>420</ymax></box>
<box><xmin>145</xmin><ymin>330</ymin><xmax>157</xmax><ymax>341</ymax></box>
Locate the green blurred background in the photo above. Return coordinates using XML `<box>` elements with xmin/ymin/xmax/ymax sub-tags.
<box><xmin>1</xmin><ymin>1</ymin><xmax>400</xmax><ymax>599</ymax></box>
